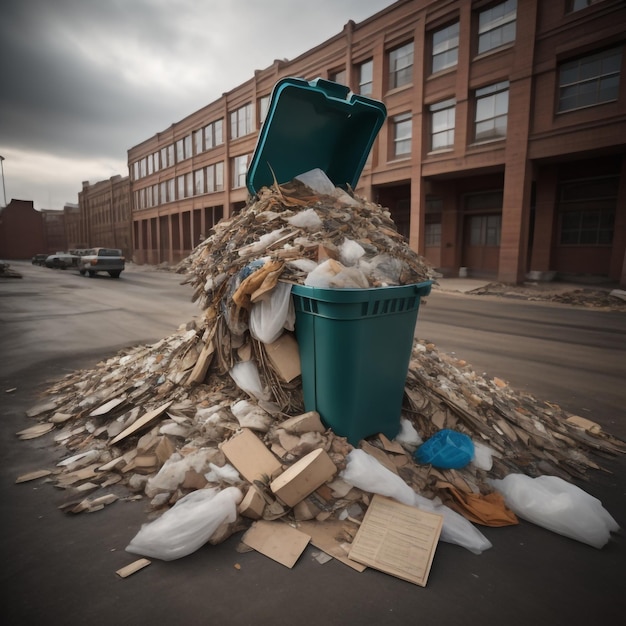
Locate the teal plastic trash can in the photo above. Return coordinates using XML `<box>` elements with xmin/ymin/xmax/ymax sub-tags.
<box><xmin>291</xmin><ymin>281</ymin><xmax>432</xmax><ymax>445</ymax></box>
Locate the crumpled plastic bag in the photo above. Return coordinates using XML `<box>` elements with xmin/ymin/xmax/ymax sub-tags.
<box><xmin>489</xmin><ymin>474</ymin><xmax>620</xmax><ymax>548</ymax></box>
<box><xmin>339</xmin><ymin>238</ymin><xmax>365</xmax><ymax>266</ymax></box>
<box><xmin>126</xmin><ymin>486</ymin><xmax>243</xmax><ymax>561</ymax></box>
<box><xmin>249</xmin><ymin>281</ymin><xmax>294</xmax><ymax>344</ymax></box>
<box><xmin>415</xmin><ymin>429</ymin><xmax>475</xmax><ymax>469</ymax></box>
<box><xmin>229</xmin><ymin>360</ymin><xmax>270</xmax><ymax>401</ymax></box>
<box><xmin>340</xmin><ymin>449</ymin><xmax>492</xmax><ymax>554</ymax></box>
<box><xmin>394</xmin><ymin>417</ymin><xmax>423</xmax><ymax>451</ymax></box>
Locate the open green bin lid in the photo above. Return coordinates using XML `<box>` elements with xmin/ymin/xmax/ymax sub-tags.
<box><xmin>246</xmin><ymin>77</ymin><xmax>387</xmax><ymax>196</ymax></box>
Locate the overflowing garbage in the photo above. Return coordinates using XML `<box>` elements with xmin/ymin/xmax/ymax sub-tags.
<box><xmin>17</xmin><ymin>172</ymin><xmax>624</xmax><ymax>582</ymax></box>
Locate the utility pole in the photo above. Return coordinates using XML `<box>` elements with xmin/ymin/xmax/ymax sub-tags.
<box><xmin>0</xmin><ymin>155</ymin><xmax>7</xmax><ymax>206</ymax></box>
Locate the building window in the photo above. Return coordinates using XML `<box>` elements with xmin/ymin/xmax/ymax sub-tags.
<box><xmin>204</xmin><ymin>119</ymin><xmax>224</xmax><ymax>150</ymax></box>
<box><xmin>167</xmin><ymin>179</ymin><xmax>175</xmax><ymax>202</ymax></box>
<box><xmin>147</xmin><ymin>154</ymin><xmax>154</xmax><ymax>176</ymax></box>
<box><xmin>230</xmin><ymin>104</ymin><xmax>253</xmax><ymax>139</ymax></box>
<box><xmin>477</xmin><ymin>0</ymin><xmax>517</xmax><ymax>55</ymax></box>
<box><xmin>206</xmin><ymin>163</ymin><xmax>224</xmax><ymax>193</ymax></box>
<box><xmin>392</xmin><ymin>113</ymin><xmax>412</xmax><ymax>158</ymax></box>
<box><xmin>184</xmin><ymin>135</ymin><xmax>192</xmax><ymax>159</ymax></box>
<box><xmin>176</xmin><ymin>175</ymin><xmax>184</xmax><ymax>199</ymax></box>
<box><xmin>176</xmin><ymin>139</ymin><xmax>184</xmax><ymax>163</ymax></box>
<box><xmin>425</xmin><ymin>196</ymin><xmax>443</xmax><ymax>246</ymax></box>
<box><xmin>133</xmin><ymin>162</ymin><xmax>139</xmax><ymax>180</ymax></box>
<box><xmin>185</xmin><ymin>173</ymin><xmax>193</xmax><ymax>197</ymax></box>
<box><xmin>194</xmin><ymin>169</ymin><xmax>205</xmax><ymax>195</ymax></box>
<box><xmin>430</xmin><ymin>98</ymin><xmax>456</xmax><ymax>151</ymax></box>
<box><xmin>258</xmin><ymin>96</ymin><xmax>270</xmax><ymax>126</ymax></box>
<box><xmin>558</xmin><ymin>176</ymin><xmax>617</xmax><ymax>245</ymax></box>
<box><xmin>388</xmin><ymin>41</ymin><xmax>414</xmax><ymax>90</ymax></box>
<box><xmin>146</xmin><ymin>186</ymin><xmax>153</xmax><ymax>208</ymax></box>
<box><xmin>160</xmin><ymin>147</ymin><xmax>168</xmax><ymax>169</ymax></box>
<box><xmin>232</xmin><ymin>154</ymin><xmax>250</xmax><ymax>189</ymax></box>
<box><xmin>194</xmin><ymin>129</ymin><xmax>203</xmax><ymax>155</ymax></box>
<box><xmin>558</xmin><ymin>47</ymin><xmax>622</xmax><ymax>113</ymax></box>
<box><xmin>160</xmin><ymin>181</ymin><xmax>167</xmax><ymax>204</ymax></box>
<box><xmin>357</xmin><ymin>59</ymin><xmax>373</xmax><ymax>96</ymax></box>
<box><xmin>432</xmin><ymin>22</ymin><xmax>459</xmax><ymax>73</ymax></box>
<box><xmin>330</xmin><ymin>68</ymin><xmax>346</xmax><ymax>85</ymax></box>
<box><xmin>474</xmin><ymin>81</ymin><xmax>509</xmax><ymax>142</ymax></box>
<box><xmin>140</xmin><ymin>158</ymin><xmax>147</xmax><ymax>178</ymax></box>
<box><xmin>566</xmin><ymin>0</ymin><xmax>605</xmax><ymax>13</ymax></box>
<box><xmin>152</xmin><ymin>184</ymin><xmax>159</xmax><ymax>205</ymax></box>
<box><xmin>469</xmin><ymin>214</ymin><xmax>502</xmax><ymax>246</ymax></box>
<box><xmin>167</xmin><ymin>144</ymin><xmax>175</xmax><ymax>167</ymax></box>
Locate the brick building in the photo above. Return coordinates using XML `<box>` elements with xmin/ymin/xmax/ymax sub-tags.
<box><xmin>0</xmin><ymin>199</ymin><xmax>46</xmax><ymax>259</ymax></box>
<box><xmin>41</xmin><ymin>209</ymin><xmax>67</xmax><ymax>253</ymax></box>
<box><xmin>128</xmin><ymin>0</ymin><xmax>626</xmax><ymax>285</ymax></box>
<box><xmin>78</xmin><ymin>175</ymin><xmax>132</xmax><ymax>258</ymax></box>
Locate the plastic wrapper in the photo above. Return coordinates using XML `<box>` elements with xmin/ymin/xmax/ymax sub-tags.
<box><xmin>204</xmin><ymin>462</ymin><xmax>241</xmax><ymax>485</ymax></box>
<box><xmin>126</xmin><ymin>486</ymin><xmax>243</xmax><ymax>561</ymax></box>
<box><xmin>394</xmin><ymin>417</ymin><xmax>423</xmax><ymax>451</ymax></box>
<box><xmin>286</xmin><ymin>208</ymin><xmax>323</xmax><ymax>230</ymax></box>
<box><xmin>472</xmin><ymin>440</ymin><xmax>496</xmax><ymax>471</ymax></box>
<box><xmin>339</xmin><ymin>238</ymin><xmax>365</xmax><ymax>266</ymax></box>
<box><xmin>489</xmin><ymin>474</ymin><xmax>619</xmax><ymax>548</ymax></box>
<box><xmin>415</xmin><ymin>429</ymin><xmax>475</xmax><ymax>469</ymax></box>
<box><xmin>340</xmin><ymin>449</ymin><xmax>492</xmax><ymax>554</ymax></box>
<box><xmin>230</xmin><ymin>399</ymin><xmax>272</xmax><ymax>432</ymax></box>
<box><xmin>145</xmin><ymin>448</ymin><xmax>219</xmax><ymax>497</ymax></box>
<box><xmin>249</xmin><ymin>281</ymin><xmax>294</xmax><ymax>344</ymax></box>
<box><xmin>295</xmin><ymin>168</ymin><xmax>336</xmax><ymax>195</ymax></box>
<box><xmin>229</xmin><ymin>360</ymin><xmax>270</xmax><ymax>401</ymax></box>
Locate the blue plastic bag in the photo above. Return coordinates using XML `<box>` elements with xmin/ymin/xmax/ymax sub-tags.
<box><xmin>415</xmin><ymin>429</ymin><xmax>475</xmax><ymax>469</ymax></box>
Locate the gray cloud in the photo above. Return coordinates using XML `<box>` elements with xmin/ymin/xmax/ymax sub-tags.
<box><xmin>0</xmin><ymin>0</ymin><xmax>394</xmax><ymax>208</ymax></box>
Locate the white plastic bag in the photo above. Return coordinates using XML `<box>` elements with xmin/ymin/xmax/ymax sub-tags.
<box><xmin>472</xmin><ymin>440</ymin><xmax>496</xmax><ymax>471</ymax></box>
<box><xmin>126</xmin><ymin>486</ymin><xmax>243</xmax><ymax>561</ymax></box>
<box><xmin>230</xmin><ymin>399</ymin><xmax>272</xmax><ymax>432</ymax></box>
<box><xmin>249</xmin><ymin>281</ymin><xmax>294</xmax><ymax>344</ymax></box>
<box><xmin>229</xmin><ymin>360</ymin><xmax>270</xmax><ymax>401</ymax></box>
<box><xmin>340</xmin><ymin>449</ymin><xmax>492</xmax><ymax>554</ymax></box>
<box><xmin>394</xmin><ymin>417</ymin><xmax>423</xmax><ymax>451</ymax></box>
<box><xmin>339</xmin><ymin>238</ymin><xmax>365</xmax><ymax>266</ymax></box>
<box><xmin>489</xmin><ymin>474</ymin><xmax>619</xmax><ymax>548</ymax></box>
<box><xmin>287</xmin><ymin>208</ymin><xmax>323</xmax><ymax>230</ymax></box>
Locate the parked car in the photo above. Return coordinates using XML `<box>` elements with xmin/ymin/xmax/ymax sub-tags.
<box><xmin>45</xmin><ymin>252</ymin><xmax>77</xmax><ymax>270</ymax></box>
<box><xmin>31</xmin><ymin>253</ymin><xmax>48</xmax><ymax>265</ymax></box>
<box><xmin>77</xmin><ymin>248</ymin><xmax>125</xmax><ymax>278</ymax></box>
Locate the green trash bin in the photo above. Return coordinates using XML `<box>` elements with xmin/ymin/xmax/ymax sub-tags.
<box><xmin>291</xmin><ymin>281</ymin><xmax>432</xmax><ymax>446</ymax></box>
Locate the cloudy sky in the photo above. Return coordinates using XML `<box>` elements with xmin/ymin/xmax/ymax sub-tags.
<box><xmin>0</xmin><ymin>0</ymin><xmax>394</xmax><ymax>211</ymax></box>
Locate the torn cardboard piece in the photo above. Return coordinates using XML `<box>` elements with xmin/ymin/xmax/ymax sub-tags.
<box><xmin>220</xmin><ymin>428</ymin><xmax>283</xmax><ymax>483</ymax></box>
<box><xmin>242</xmin><ymin>520</ymin><xmax>310</xmax><ymax>568</ymax></box>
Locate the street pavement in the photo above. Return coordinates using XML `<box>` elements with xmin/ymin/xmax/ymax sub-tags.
<box><xmin>0</xmin><ymin>261</ymin><xmax>624</xmax><ymax>625</ymax></box>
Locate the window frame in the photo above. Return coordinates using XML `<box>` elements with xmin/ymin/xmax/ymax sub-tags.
<box><xmin>429</xmin><ymin>98</ymin><xmax>456</xmax><ymax>151</ymax></box>
<box><xmin>432</xmin><ymin>22</ymin><xmax>459</xmax><ymax>74</ymax></box>
<box><xmin>388</xmin><ymin>41</ymin><xmax>414</xmax><ymax>90</ymax></box>
<box><xmin>357</xmin><ymin>59</ymin><xmax>373</xmax><ymax>96</ymax></box>
<box><xmin>557</xmin><ymin>47</ymin><xmax>622</xmax><ymax>113</ymax></box>
<box><xmin>230</xmin><ymin>104</ymin><xmax>253</xmax><ymax>140</ymax></box>
<box><xmin>473</xmin><ymin>80</ymin><xmax>510</xmax><ymax>143</ymax></box>
<box><xmin>477</xmin><ymin>0</ymin><xmax>517</xmax><ymax>55</ymax></box>
<box><xmin>391</xmin><ymin>112</ymin><xmax>412</xmax><ymax>159</ymax></box>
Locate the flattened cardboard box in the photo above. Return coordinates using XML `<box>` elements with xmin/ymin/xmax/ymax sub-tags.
<box><xmin>348</xmin><ymin>494</ymin><xmax>443</xmax><ymax>587</ymax></box>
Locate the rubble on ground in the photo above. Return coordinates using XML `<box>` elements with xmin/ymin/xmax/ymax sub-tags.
<box><xmin>468</xmin><ymin>282</ymin><xmax>626</xmax><ymax>311</ymax></box>
<box><xmin>17</xmin><ymin>176</ymin><xmax>625</xmax><ymax>570</ymax></box>
<box><xmin>0</xmin><ymin>260</ymin><xmax>22</xmax><ymax>278</ymax></box>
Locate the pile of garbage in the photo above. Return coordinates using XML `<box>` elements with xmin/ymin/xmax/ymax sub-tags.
<box><xmin>468</xmin><ymin>282</ymin><xmax>626</xmax><ymax>311</ymax></box>
<box><xmin>18</xmin><ymin>171</ymin><xmax>624</xmax><ymax>572</ymax></box>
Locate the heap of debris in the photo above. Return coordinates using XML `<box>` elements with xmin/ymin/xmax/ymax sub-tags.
<box><xmin>18</xmin><ymin>177</ymin><xmax>625</xmax><ymax>552</ymax></box>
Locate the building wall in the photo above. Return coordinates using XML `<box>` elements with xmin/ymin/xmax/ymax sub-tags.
<box><xmin>41</xmin><ymin>210</ymin><xmax>67</xmax><ymax>253</ymax></box>
<box><xmin>78</xmin><ymin>175</ymin><xmax>132</xmax><ymax>257</ymax></box>
<box><xmin>127</xmin><ymin>0</ymin><xmax>626</xmax><ymax>285</ymax></box>
<box><xmin>0</xmin><ymin>199</ymin><xmax>46</xmax><ymax>259</ymax></box>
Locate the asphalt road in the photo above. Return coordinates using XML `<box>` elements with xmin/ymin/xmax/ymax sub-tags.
<box><xmin>1</xmin><ymin>260</ymin><xmax>624</xmax><ymax>626</ymax></box>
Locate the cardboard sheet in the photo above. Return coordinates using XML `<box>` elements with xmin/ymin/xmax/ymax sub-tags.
<box><xmin>242</xmin><ymin>520</ymin><xmax>310</xmax><ymax>568</ymax></box>
<box><xmin>348</xmin><ymin>495</ymin><xmax>443</xmax><ymax>587</ymax></box>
